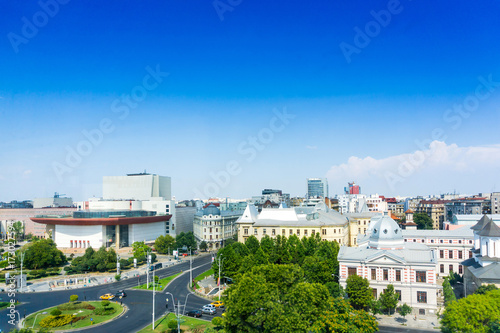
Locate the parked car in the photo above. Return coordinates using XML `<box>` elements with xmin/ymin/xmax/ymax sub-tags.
<box><xmin>211</xmin><ymin>301</ymin><xmax>224</xmax><ymax>308</ymax></box>
<box><xmin>202</xmin><ymin>304</ymin><xmax>216</xmax><ymax>315</ymax></box>
<box><xmin>186</xmin><ymin>309</ymin><xmax>202</xmax><ymax>317</ymax></box>
<box><xmin>115</xmin><ymin>290</ymin><xmax>127</xmax><ymax>298</ymax></box>
<box><xmin>100</xmin><ymin>293</ymin><xmax>115</xmax><ymax>300</ymax></box>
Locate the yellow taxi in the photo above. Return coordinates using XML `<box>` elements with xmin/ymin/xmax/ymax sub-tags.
<box><xmin>100</xmin><ymin>293</ymin><xmax>115</xmax><ymax>300</ymax></box>
<box><xmin>211</xmin><ymin>301</ymin><xmax>224</xmax><ymax>308</ymax></box>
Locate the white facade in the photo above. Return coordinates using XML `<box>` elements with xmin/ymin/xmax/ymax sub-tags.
<box><xmin>33</xmin><ymin>196</ymin><xmax>73</xmax><ymax>209</ymax></box>
<box><xmin>55</xmin><ymin>224</ymin><xmax>104</xmax><ymax>248</ymax></box>
<box><xmin>103</xmin><ymin>174</ymin><xmax>171</xmax><ymax>200</ymax></box>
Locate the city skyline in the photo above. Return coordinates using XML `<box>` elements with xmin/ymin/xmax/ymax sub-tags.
<box><xmin>1</xmin><ymin>1</ymin><xmax>499</xmax><ymax>201</ymax></box>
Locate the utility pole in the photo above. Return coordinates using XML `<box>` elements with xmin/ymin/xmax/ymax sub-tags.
<box><xmin>189</xmin><ymin>247</ymin><xmax>192</xmax><ymax>289</ymax></box>
<box><xmin>177</xmin><ymin>299</ymin><xmax>181</xmax><ymax>333</ymax></box>
<box><xmin>152</xmin><ymin>265</ymin><xmax>155</xmax><ymax>330</ymax></box>
<box><xmin>147</xmin><ymin>251</ymin><xmax>151</xmax><ymax>289</ymax></box>
<box><xmin>19</xmin><ymin>252</ymin><xmax>25</xmax><ymax>293</ymax></box>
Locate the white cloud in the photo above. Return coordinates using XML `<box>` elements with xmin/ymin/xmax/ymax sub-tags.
<box><xmin>326</xmin><ymin>141</ymin><xmax>500</xmax><ymax>195</ymax></box>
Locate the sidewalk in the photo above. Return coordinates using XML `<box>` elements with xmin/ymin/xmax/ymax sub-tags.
<box><xmin>376</xmin><ymin>313</ymin><xmax>440</xmax><ymax>331</ymax></box>
<box><xmin>18</xmin><ymin>255</ymin><xmax>192</xmax><ymax>293</ymax></box>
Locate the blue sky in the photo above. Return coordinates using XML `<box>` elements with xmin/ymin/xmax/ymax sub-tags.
<box><xmin>1</xmin><ymin>0</ymin><xmax>500</xmax><ymax>201</ymax></box>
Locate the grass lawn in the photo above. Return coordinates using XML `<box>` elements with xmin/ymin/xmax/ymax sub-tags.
<box><xmin>0</xmin><ymin>301</ymin><xmax>20</xmax><ymax>310</ymax></box>
<box><xmin>138</xmin><ymin>312</ymin><xmax>214</xmax><ymax>333</ymax></box>
<box><xmin>133</xmin><ymin>272</ymin><xmax>183</xmax><ymax>291</ymax></box>
<box><xmin>24</xmin><ymin>301</ymin><xmax>123</xmax><ymax>330</ymax></box>
<box><xmin>193</xmin><ymin>269</ymin><xmax>213</xmax><ymax>289</ymax></box>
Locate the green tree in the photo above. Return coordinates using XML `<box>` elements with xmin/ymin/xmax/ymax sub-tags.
<box><xmin>69</xmin><ymin>295</ymin><xmax>78</xmax><ymax>303</ymax></box>
<box><xmin>244</xmin><ymin>236</ymin><xmax>260</xmax><ymax>253</ymax></box>
<box><xmin>101</xmin><ymin>300</ymin><xmax>111</xmax><ymax>309</ymax></box>
<box><xmin>475</xmin><ymin>284</ymin><xmax>498</xmax><ymax>295</ymax></box>
<box><xmin>346</xmin><ymin>275</ymin><xmax>373</xmax><ymax>310</ymax></box>
<box><xmin>379</xmin><ymin>284</ymin><xmax>399</xmax><ymax>315</ymax></box>
<box><xmin>20</xmin><ymin>239</ymin><xmax>66</xmax><ymax>269</ymax></box>
<box><xmin>155</xmin><ymin>235</ymin><xmax>176</xmax><ymax>254</ymax></box>
<box><xmin>11</xmin><ymin>221</ymin><xmax>25</xmax><ymax>240</ymax></box>
<box><xmin>441</xmin><ymin>289</ymin><xmax>500</xmax><ymax>333</ymax></box>
<box><xmin>132</xmin><ymin>241</ymin><xmax>151</xmax><ymax>260</ymax></box>
<box><xmin>398</xmin><ymin>303</ymin><xmax>412</xmax><ymax>323</ymax></box>
<box><xmin>443</xmin><ymin>278</ymin><xmax>456</xmax><ymax>305</ymax></box>
<box><xmin>310</xmin><ymin>297</ymin><xmax>378</xmax><ymax>333</ymax></box>
<box><xmin>50</xmin><ymin>309</ymin><xmax>62</xmax><ymax>317</ymax></box>
<box><xmin>199</xmin><ymin>240</ymin><xmax>208</xmax><ymax>252</ymax></box>
<box><xmin>175</xmin><ymin>232</ymin><xmax>197</xmax><ymax>250</ymax></box>
<box><xmin>223</xmin><ymin>264</ymin><xmax>330</xmax><ymax>333</ymax></box>
<box><xmin>211</xmin><ymin>316</ymin><xmax>223</xmax><ymax>328</ymax></box>
<box><xmin>325</xmin><ymin>281</ymin><xmax>344</xmax><ymax>298</ymax></box>
<box><xmin>414</xmin><ymin>213</ymin><xmax>434</xmax><ymax>230</ymax></box>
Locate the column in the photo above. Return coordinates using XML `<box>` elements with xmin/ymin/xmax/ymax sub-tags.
<box><xmin>116</xmin><ymin>225</ymin><xmax>120</xmax><ymax>249</ymax></box>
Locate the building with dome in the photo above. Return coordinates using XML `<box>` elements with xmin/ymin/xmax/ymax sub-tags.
<box><xmin>193</xmin><ymin>204</ymin><xmax>244</xmax><ymax>250</ymax></box>
<box><xmin>338</xmin><ymin>212</ymin><xmax>439</xmax><ymax>316</ymax></box>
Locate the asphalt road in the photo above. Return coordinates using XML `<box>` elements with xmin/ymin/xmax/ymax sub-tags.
<box><xmin>0</xmin><ymin>254</ymin><xmax>214</xmax><ymax>333</ymax></box>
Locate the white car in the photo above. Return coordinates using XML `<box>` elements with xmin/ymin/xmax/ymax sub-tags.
<box><xmin>202</xmin><ymin>304</ymin><xmax>216</xmax><ymax>315</ymax></box>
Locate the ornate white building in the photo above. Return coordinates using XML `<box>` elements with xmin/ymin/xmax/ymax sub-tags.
<box><xmin>338</xmin><ymin>212</ymin><xmax>439</xmax><ymax>316</ymax></box>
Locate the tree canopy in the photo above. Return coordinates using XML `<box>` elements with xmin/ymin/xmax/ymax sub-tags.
<box><xmin>154</xmin><ymin>235</ymin><xmax>175</xmax><ymax>254</ymax></box>
<box><xmin>20</xmin><ymin>239</ymin><xmax>66</xmax><ymax>269</ymax></box>
<box><xmin>310</xmin><ymin>297</ymin><xmax>378</xmax><ymax>333</ymax></box>
<box><xmin>441</xmin><ymin>289</ymin><xmax>500</xmax><ymax>333</ymax></box>
<box><xmin>67</xmin><ymin>246</ymin><xmax>117</xmax><ymax>273</ymax></box>
<box><xmin>346</xmin><ymin>275</ymin><xmax>373</xmax><ymax>310</ymax></box>
<box><xmin>175</xmin><ymin>232</ymin><xmax>197</xmax><ymax>250</ymax></box>
<box><xmin>379</xmin><ymin>284</ymin><xmax>399</xmax><ymax>315</ymax></box>
<box><xmin>414</xmin><ymin>213</ymin><xmax>434</xmax><ymax>230</ymax></box>
<box><xmin>223</xmin><ymin>264</ymin><xmax>330</xmax><ymax>333</ymax></box>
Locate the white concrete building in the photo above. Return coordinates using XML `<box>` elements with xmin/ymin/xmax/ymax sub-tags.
<box><xmin>103</xmin><ymin>173</ymin><xmax>171</xmax><ymax>201</ymax></box>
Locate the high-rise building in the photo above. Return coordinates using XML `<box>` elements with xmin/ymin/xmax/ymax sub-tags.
<box><xmin>307</xmin><ymin>178</ymin><xmax>329</xmax><ymax>198</ymax></box>
<box><xmin>344</xmin><ymin>182</ymin><xmax>361</xmax><ymax>195</ymax></box>
<box><xmin>103</xmin><ymin>172</ymin><xmax>171</xmax><ymax>200</ymax></box>
<box><xmin>491</xmin><ymin>192</ymin><xmax>500</xmax><ymax>214</ymax></box>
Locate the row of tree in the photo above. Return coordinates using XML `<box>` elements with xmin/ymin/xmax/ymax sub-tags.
<box><xmin>212</xmin><ymin>234</ymin><xmax>340</xmax><ymax>286</ymax></box>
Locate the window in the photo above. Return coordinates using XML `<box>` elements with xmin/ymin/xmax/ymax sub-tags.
<box><xmin>312</xmin><ymin>230</ymin><xmax>316</xmax><ymax>235</ymax></box>
<box><xmin>254</xmin><ymin>229</ymin><xmax>258</xmax><ymax>235</ymax></box>
<box><xmin>416</xmin><ymin>271</ymin><xmax>426</xmax><ymax>283</ymax></box>
<box><xmin>272</xmin><ymin>229</ymin><xmax>276</xmax><ymax>236</ymax></box>
<box><xmin>440</xmin><ymin>264</ymin><xmax>444</xmax><ymax>273</ymax></box>
<box><xmin>431</xmin><ymin>239</ymin><xmax>434</xmax><ymax>243</ymax></box>
<box><xmin>244</xmin><ymin>228</ymin><xmax>248</xmax><ymax>235</ymax></box>
<box><xmin>419</xmin><ymin>309</ymin><xmax>426</xmax><ymax>315</ymax></box>
<box><xmin>372</xmin><ymin>288</ymin><xmax>378</xmax><ymax>299</ymax></box>
<box><xmin>383</xmin><ymin>269</ymin><xmax>389</xmax><ymax>281</ymax></box>
<box><xmin>417</xmin><ymin>291</ymin><xmax>427</xmax><ymax>303</ymax></box>
<box><xmin>440</xmin><ymin>239</ymin><xmax>443</xmax><ymax>243</ymax></box>
<box><xmin>263</xmin><ymin>229</ymin><xmax>266</xmax><ymax>235</ymax></box>
<box><xmin>449</xmin><ymin>250</ymin><xmax>453</xmax><ymax>259</ymax></box>
<box><xmin>458</xmin><ymin>251</ymin><xmax>463</xmax><ymax>259</ymax></box>
<box><xmin>440</xmin><ymin>250</ymin><xmax>444</xmax><ymax>259</ymax></box>
<box><xmin>282</xmin><ymin>229</ymin><xmax>286</xmax><ymax>235</ymax></box>
<box><xmin>289</xmin><ymin>229</ymin><xmax>293</xmax><ymax>235</ymax></box>
<box><xmin>334</xmin><ymin>229</ymin><xmax>337</xmax><ymax>233</ymax></box>
<box><xmin>358</xmin><ymin>228</ymin><xmax>361</xmax><ymax>233</ymax></box>
<box><xmin>469</xmin><ymin>251</ymin><xmax>473</xmax><ymax>259</ymax></box>
<box><xmin>396</xmin><ymin>270</ymin><xmax>401</xmax><ymax>282</ymax></box>
<box><xmin>449</xmin><ymin>265</ymin><xmax>453</xmax><ymax>273</ymax></box>
<box><xmin>322</xmin><ymin>229</ymin><xmax>326</xmax><ymax>235</ymax></box>
<box><xmin>304</xmin><ymin>230</ymin><xmax>308</xmax><ymax>236</ymax></box>
<box><xmin>395</xmin><ymin>290</ymin><xmax>402</xmax><ymax>301</ymax></box>
<box><xmin>459</xmin><ymin>240</ymin><xmax>462</xmax><ymax>244</ymax></box>
<box><xmin>216</xmin><ymin>228</ymin><xmax>218</xmax><ymax>232</ymax></box>
<box><xmin>371</xmin><ymin>268</ymin><xmax>376</xmax><ymax>280</ymax></box>
<box><xmin>459</xmin><ymin>265</ymin><xmax>463</xmax><ymax>274</ymax></box>
<box><xmin>348</xmin><ymin>267</ymin><xmax>357</xmax><ymax>277</ymax></box>
<box><xmin>210</xmin><ymin>228</ymin><xmax>213</xmax><ymax>233</ymax></box>
<box><xmin>297</xmin><ymin>229</ymin><xmax>300</xmax><ymax>236</ymax></box>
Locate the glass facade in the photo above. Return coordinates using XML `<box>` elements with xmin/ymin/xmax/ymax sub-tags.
<box><xmin>74</xmin><ymin>210</ymin><xmax>156</xmax><ymax>218</ymax></box>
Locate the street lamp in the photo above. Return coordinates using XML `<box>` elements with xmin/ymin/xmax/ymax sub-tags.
<box><xmin>31</xmin><ymin>311</ymin><xmax>48</xmax><ymax>329</ymax></box>
<box><xmin>165</xmin><ymin>292</ymin><xmax>181</xmax><ymax>333</ymax></box>
<box><xmin>218</xmin><ymin>255</ymin><xmax>224</xmax><ymax>301</ymax></box>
